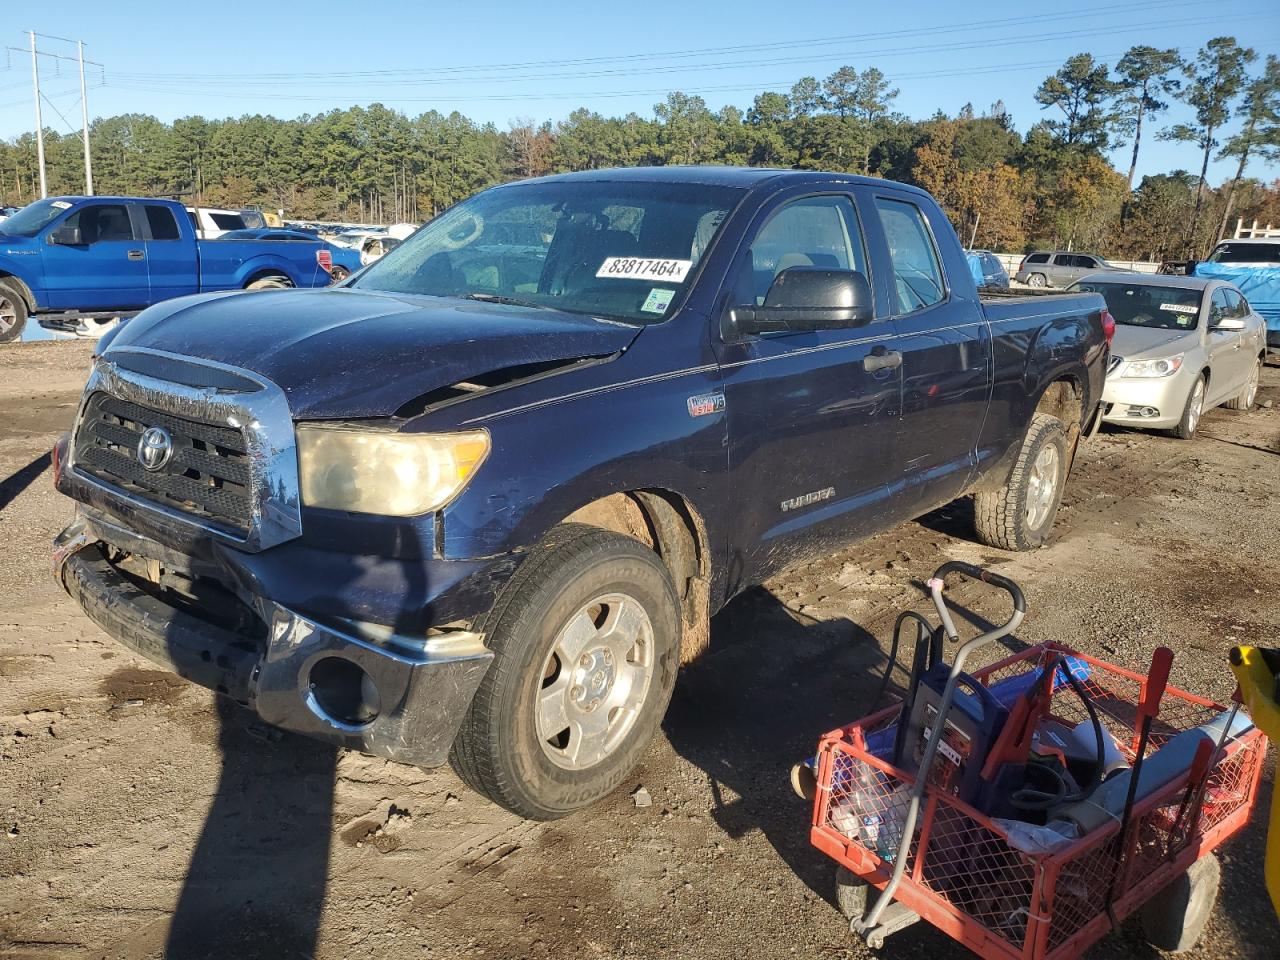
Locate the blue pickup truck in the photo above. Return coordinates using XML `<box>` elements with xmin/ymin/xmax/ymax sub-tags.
<box><xmin>0</xmin><ymin>196</ymin><xmax>341</xmax><ymax>341</ymax></box>
<box><xmin>51</xmin><ymin>167</ymin><xmax>1111</xmax><ymax>818</ymax></box>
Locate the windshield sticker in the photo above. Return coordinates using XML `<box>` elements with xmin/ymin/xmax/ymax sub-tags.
<box><xmin>51</xmin><ymin>200</ymin><xmax>72</xmax><ymax>209</ymax></box>
<box><xmin>641</xmin><ymin>287</ymin><xmax>675</xmax><ymax>313</ymax></box>
<box><xmin>596</xmin><ymin>257</ymin><xmax>692</xmax><ymax>282</ymax></box>
<box><xmin>1159</xmin><ymin>303</ymin><xmax>1198</xmax><ymax>314</ymax></box>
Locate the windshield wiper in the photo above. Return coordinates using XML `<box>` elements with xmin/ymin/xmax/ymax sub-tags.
<box><xmin>461</xmin><ymin>292</ymin><xmax>553</xmax><ymax>310</ymax></box>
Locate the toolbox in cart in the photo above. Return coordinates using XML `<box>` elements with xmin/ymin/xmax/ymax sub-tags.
<box><xmin>808</xmin><ymin>567</ymin><xmax>1268</xmax><ymax>958</ymax></box>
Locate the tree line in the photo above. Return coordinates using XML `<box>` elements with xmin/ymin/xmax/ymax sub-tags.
<box><xmin>1</xmin><ymin>36</ymin><xmax>1277</xmax><ymax>260</ymax></box>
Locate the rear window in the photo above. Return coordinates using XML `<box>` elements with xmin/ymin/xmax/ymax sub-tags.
<box><xmin>1025</xmin><ymin>253</ymin><xmax>1049</xmax><ymax>264</ymax></box>
<box><xmin>1208</xmin><ymin>242</ymin><xmax>1280</xmax><ymax>264</ymax></box>
<box><xmin>1074</xmin><ymin>280</ymin><xmax>1202</xmax><ymax>330</ymax></box>
<box><xmin>209</xmin><ymin>212</ymin><xmax>247</xmax><ymax>231</ymax></box>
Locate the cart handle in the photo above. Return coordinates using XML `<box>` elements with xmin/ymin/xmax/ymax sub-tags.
<box><xmin>927</xmin><ymin>562</ymin><xmax>1025</xmax><ymax>645</ymax></box>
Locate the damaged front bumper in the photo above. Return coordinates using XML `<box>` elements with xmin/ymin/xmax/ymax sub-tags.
<box><xmin>53</xmin><ymin>514</ymin><xmax>493</xmax><ymax>767</ymax></box>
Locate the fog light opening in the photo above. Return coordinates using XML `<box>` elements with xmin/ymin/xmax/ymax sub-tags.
<box><xmin>308</xmin><ymin>657</ymin><xmax>380</xmax><ymax>726</ymax></box>
<box><xmin>1125</xmin><ymin>405</ymin><xmax>1161</xmax><ymax>419</ymax></box>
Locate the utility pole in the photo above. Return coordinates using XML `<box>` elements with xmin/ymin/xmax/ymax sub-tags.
<box><xmin>29</xmin><ymin>31</ymin><xmax>47</xmax><ymax>199</ymax></box>
<box><xmin>78</xmin><ymin>40</ymin><xmax>93</xmax><ymax>195</ymax></box>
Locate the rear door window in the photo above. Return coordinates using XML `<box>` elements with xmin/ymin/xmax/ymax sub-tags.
<box><xmin>873</xmin><ymin>196</ymin><xmax>946</xmax><ymax>314</ymax></box>
<box><xmin>143</xmin><ymin>205</ymin><xmax>180</xmax><ymax>241</ymax></box>
<box><xmin>1053</xmin><ymin>254</ymin><xmax>1074</xmax><ymax>267</ymax></box>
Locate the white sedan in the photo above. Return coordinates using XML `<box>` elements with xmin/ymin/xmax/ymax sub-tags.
<box><xmin>1069</xmin><ymin>273</ymin><xmax>1266</xmax><ymax>439</ymax></box>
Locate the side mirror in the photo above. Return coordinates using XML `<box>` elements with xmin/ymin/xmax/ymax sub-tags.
<box><xmin>1211</xmin><ymin>315</ymin><xmax>1245</xmax><ymax>331</ymax></box>
<box><xmin>49</xmin><ymin>225</ymin><xmax>82</xmax><ymax>245</ymax></box>
<box><xmin>726</xmin><ymin>267</ymin><xmax>873</xmax><ymax>338</ymax></box>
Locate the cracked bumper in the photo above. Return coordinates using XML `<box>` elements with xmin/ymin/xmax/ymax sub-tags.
<box><xmin>54</xmin><ymin>516</ymin><xmax>493</xmax><ymax>768</ymax></box>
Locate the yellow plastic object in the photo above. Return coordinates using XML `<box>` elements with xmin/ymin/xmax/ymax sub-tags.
<box><xmin>1230</xmin><ymin>646</ymin><xmax>1280</xmax><ymax>921</ymax></box>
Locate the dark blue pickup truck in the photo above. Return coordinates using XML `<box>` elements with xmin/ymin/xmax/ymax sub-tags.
<box><xmin>0</xmin><ymin>197</ymin><xmax>341</xmax><ymax>341</ymax></box>
<box><xmin>51</xmin><ymin>167</ymin><xmax>1111</xmax><ymax>818</ymax></box>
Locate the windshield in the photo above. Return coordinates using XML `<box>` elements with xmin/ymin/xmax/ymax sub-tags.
<box><xmin>1073</xmin><ymin>280</ymin><xmax>1202</xmax><ymax>330</ymax></box>
<box><xmin>352</xmin><ymin>179</ymin><xmax>743</xmax><ymax>323</ymax></box>
<box><xmin>1207</xmin><ymin>242</ymin><xmax>1280</xmax><ymax>264</ymax></box>
<box><xmin>0</xmin><ymin>198</ymin><xmax>72</xmax><ymax>237</ymax></box>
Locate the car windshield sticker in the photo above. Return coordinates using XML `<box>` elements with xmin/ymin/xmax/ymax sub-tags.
<box><xmin>596</xmin><ymin>257</ymin><xmax>692</xmax><ymax>282</ymax></box>
<box><xmin>1159</xmin><ymin>303</ymin><xmax>1198</xmax><ymax>314</ymax></box>
<box><xmin>641</xmin><ymin>288</ymin><xmax>676</xmax><ymax>313</ymax></box>
<box><xmin>51</xmin><ymin>200</ymin><xmax>72</xmax><ymax>209</ymax></box>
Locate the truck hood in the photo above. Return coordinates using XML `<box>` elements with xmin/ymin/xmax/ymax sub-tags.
<box><xmin>103</xmin><ymin>288</ymin><xmax>642</xmax><ymax>419</ymax></box>
<box><xmin>1110</xmin><ymin>325</ymin><xmax>1198</xmax><ymax>359</ymax></box>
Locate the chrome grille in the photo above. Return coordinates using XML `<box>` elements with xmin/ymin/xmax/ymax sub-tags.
<box><xmin>74</xmin><ymin>392</ymin><xmax>252</xmax><ymax>534</ymax></box>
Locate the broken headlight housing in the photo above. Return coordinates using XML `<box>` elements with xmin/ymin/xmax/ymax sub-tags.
<box><xmin>296</xmin><ymin>425</ymin><xmax>490</xmax><ymax>516</ymax></box>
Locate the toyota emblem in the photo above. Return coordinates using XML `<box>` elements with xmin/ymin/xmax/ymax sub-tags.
<box><xmin>137</xmin><ymin>426</ymin><xmax>174</xmax><ymax>471</ymax></box>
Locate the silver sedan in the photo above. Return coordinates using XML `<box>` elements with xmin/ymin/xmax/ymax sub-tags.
<box><xmin>1068</xmin><ymin>273</ymin><xmax>1267</xmax><ymax>439</ymax></box>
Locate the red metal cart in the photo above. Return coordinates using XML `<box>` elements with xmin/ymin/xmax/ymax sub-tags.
<box><xmin>811</xmin><ymin>592</ymin><xmax>1267</xmax><ymax>957</ymax></box>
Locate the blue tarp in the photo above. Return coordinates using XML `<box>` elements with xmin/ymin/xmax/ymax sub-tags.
<box><xmin>1193</xmin><ymin>262</ymin><xmax>1280</xmax><ymax>333</ymax></box>
<box><xmin>965</xmin><ymin>251</ymin><xmax>985</xmax><ymax>288</ymax></box>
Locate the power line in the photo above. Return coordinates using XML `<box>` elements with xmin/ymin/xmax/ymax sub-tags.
<box><xmin>106</xmin><ymin>0</ymin><xmax>1241</xmax><ymax>84</ymax></box>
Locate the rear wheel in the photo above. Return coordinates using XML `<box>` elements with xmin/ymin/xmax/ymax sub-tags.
<box><xmin>974</xmin><ymin>413</ymin><xmax>1069</xmax><ymax>551</ymax></box>
<box><xmin>1027</xmin><ymin>273</ymin><xmax>1047</xmax><ymax>288</ymax></box>
<box><xmin>1224</xmin><ymin>356</ymin><xmax>1260</xmax><ymax>411</ymax></box>
<box><xmin>1171</xmin><ymin>374</ymin><xmax>1206</xmax><ymax>439</ymax></box>
<box><xmin>450</xmin><ymin>523</ymin><xmax>681</xmax><ymax>819</ymax></box>
<box><xmin>0</xmin><ymin>281</ymin><xmax>28</xmax><ymax>343</ymax></box>
<box><xmin>245</xmin><ymin>274</ymin><xmax>293</xmax><ymax>290</ymax></box>
<box><xmin>1140</xmin><ymin>853</ymin><xmax>1219</xmax><ymax>953</ymax></box>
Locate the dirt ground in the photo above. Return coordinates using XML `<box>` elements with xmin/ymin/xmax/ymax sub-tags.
<box><xmin>1</xmin><ymin>340</ymin><xmax>1277</xmax><ymax>960</ymax></box>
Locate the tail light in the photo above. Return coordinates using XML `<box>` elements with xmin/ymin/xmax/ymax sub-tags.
<box><xmin>1101</xmin><ymin>308</ymin><xmax>1116</xmax><ymax>345</ymax></box>
<box><xmin>1017</xmin><ymin>258</ymin><xmax>1027</xmax><ymax>273</ymax></box>
<box><xmin>316</xmin><ymin>249</ymin><xmax>333</xmax><ymax>273</ymax></box>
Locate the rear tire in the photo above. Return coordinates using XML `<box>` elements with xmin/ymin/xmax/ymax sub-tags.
<box><xmin>1027</xmin><ymin>273</ymin><xmax>1047</xmax><ymax>288</ymax></box>
<box><xmin>1171</xmin><ymin>374</ymin><xmax>1206</xmax><ymax>439</ymax></box>
<box><xmin>449</xmin><ymin>523</ymin><xmax>681</xmax><ymax>819</ymax></box>
<box><xmin>245</xmin><ymin>275</ymin><xmax>292</xmax><ymax>290</ymax></box>
<box><xmin>1139</xmin><ymin>853</ymin><xmax>1219</xmax><ymax>953</ymax></box>
<box><xmin>974</xmin><ymin>413</ymin><xmax>1069</xmax><ymax>551</ymax></box>
<box><xmin>0</xmin><ymin>281</ymin><xmax>28</xmax><ymax>343</ymax></box>
<box><xmin>1224</xmin><ymin>356</ymin><xmax>1260</xmax><ymax>411</ymax></box>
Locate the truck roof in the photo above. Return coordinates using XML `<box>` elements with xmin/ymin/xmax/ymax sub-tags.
<box><xmin>518</xmin><ymin>165</ymin><xmax>931</xmax><ymax>197</ymax></box>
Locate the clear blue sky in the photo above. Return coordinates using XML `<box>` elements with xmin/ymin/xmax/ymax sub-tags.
<box><xmin>1</xmin><ymin>0</ymin><xmax>1277</xmax><ymax>186</ymax></box>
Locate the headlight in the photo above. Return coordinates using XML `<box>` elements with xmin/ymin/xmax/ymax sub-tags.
<box><xmin>296</xmin><ymin>425</ymin><xmax>490</xmax><ymax>516</ymax></box>
<box><xmin>1119</xmin><ymin>355</ymin><xmax>1184</xmax><ymax>378</ymax></box>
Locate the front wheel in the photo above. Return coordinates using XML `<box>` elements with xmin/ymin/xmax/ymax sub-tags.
<box><xmin>974</xmin><ymin>413</ymin><xmax>1069</xmax><ymax>551</ymax></box>
<box><xmin>1171</xmin><ymin>374</ymin><xmax>1206</xmax><ymax>439</ymax></box>
<box><xmin>449</xmin><ymin>523</ymin><xmax>681</xmax><ymax>819</ymax></box>
<box><xmin>1224</xmin><ymin>356</ymin><xmax>1260</xmax><ymax>411</ymax></box>
<box><xmin>0</xmin><ymin>282</ymin><xmax>28</xmax><ymax>343</ymax></box>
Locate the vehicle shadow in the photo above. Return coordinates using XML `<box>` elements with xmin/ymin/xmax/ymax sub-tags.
<box><xmin>158</xmin><ymin>522</ymin><xmax>428</xmax><ymax>957</ymax></box>
<box><xmin>0</xmin><ymin>451</ymin><xmax>51</xmax><ymax>512</ymax></box>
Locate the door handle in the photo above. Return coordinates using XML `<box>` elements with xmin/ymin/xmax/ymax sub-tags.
<box><xmin>864</xmin><ymin>349</ymin><xmax>903</xmax><ymax>373</ymax></box>
<box><xmin>127</xmin><ymin>250</ymin><xmax>145</xmax><ymax>261</ymax></box>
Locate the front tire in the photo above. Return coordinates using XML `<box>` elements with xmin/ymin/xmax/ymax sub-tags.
<box><xmin>0</xmin><ymin>281</ymin><xmax>28</xmax><ymax>343</ymax></box>
<box><xmin>1224</xmin><ymin>356</ymin><xmax>1260</xmax><ymax>411</ymax></box>
<box><xmin>1172</xmin><ymin>374</ymin><xmax>1206</xmax><ymax>439</ymax></box>
<box><xmin>450</xmin><ymin>523</ymin><xmax>681</xmax><ymax>819</ymax></box>
<box><xmin>974</xmin><ymin>413</ymin><xmax>1069</xmax><ymax>551</ymax></box>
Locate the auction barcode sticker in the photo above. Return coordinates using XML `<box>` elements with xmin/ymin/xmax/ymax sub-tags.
<box><xmin>596</xmin><ymin>257</ymin><xmax>692</xmax><ymax>282</ymax></box>
<box><xmin>1160</xmin><ymin>303</ymin><xmax>1198</xmax><ymax>314</ymax></box>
